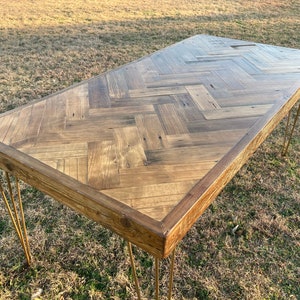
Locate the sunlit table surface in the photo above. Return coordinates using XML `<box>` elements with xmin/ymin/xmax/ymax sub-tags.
<box><xmin>0</xmin><ymin>35</ymin><xmax>299</xmax><ymax>259</ymax></box>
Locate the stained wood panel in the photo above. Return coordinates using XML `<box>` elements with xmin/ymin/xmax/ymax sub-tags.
<box><xmin>0</xmin><ymin>35</ymin><xmax>299</xmax><ymax>258</ymax></box>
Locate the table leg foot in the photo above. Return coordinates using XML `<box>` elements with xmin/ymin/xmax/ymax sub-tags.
<box><xmin>282</xmin><ymin>103</ymin><xmax>300</xmax><ymax>156</ymax></box>
<box><xmin>0</xmin><ymin>172</ymin><xmax>31</xmax><ymax>265</ymax></box>
<box><xmin>127</xmin><ymin>242</ymin><xmax>177</xmax><ymax>300</ymax></box>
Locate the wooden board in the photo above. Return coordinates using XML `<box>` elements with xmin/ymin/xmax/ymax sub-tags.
<box><xmin>0</xmin><ymin>35</ymin><xmax>299</xmax><ymax>258</ymax></box>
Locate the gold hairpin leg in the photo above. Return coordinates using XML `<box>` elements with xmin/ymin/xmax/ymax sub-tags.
<box><xmin>127</xmin><ymin>242</ymin><xmax>142</xmax><ymax>300</ymax></box>
<box><xmin>282</xmin><ymin>103</ymin><xmax>300</xmax><ymax>156</ymax></box>
<box><xmin>167</xmin><ymin>248</ymin><xmax>176</xmax><ymax>300</ymax></box>
<box><xmin>127</xmin><ymin>242</ymin><xmax>177</xmax><ymax>300</ymax></box>
<box><xmin>0</xmin><ymin>172</ymin><xmax>31</xmax><ymax>265</ymax></box>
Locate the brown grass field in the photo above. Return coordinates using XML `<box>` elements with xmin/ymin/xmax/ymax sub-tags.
<box><xmin>0</xmin><ymin>0</ymin><xmax>299</xmax><ymax>299</ymax></box>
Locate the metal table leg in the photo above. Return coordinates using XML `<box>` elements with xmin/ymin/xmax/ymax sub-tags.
<box><xmin>0</xmin><ymin>172</ymin><xmax>31</xmax><ymax>265</ymax></box>
<box><xmin>282</xmin><ymin>103</ymin><xmax>300</xmax><ymax>156</ymax></box>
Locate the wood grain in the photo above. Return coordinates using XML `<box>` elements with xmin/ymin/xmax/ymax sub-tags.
<box><xmin>0</xmin><ymin>35</ymin><xmax>299</xmax><ymax>258</ymax></box>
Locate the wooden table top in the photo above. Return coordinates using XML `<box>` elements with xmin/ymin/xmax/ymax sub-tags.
<box><xmin>0</xmin><ymin>35</ymin><xmax>299</xmax><ymax>258</ymax></box>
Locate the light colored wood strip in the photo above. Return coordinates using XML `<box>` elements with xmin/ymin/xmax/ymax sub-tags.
<box><xmin>147</xmin><ymin>144</ymin><xmax>231</xmax><ymax>165</ymax></box>
<box><xmin>111</xmin><ymin>95</ymin><xmax>173</xmax><ymax>108</ymax></box>
<box><xmin>102</xmin><ymin>180</ymin><xmax>197</xmax><ymax>221</ymax></box>
<box><xmin>194</xmin><ymin>54</ymin><xmax>241</xmax><ymax>62</ymax></box>
<box><xmin>188</xmin><ymin>116</ymin><xmax>258</xmax><ymax>133</ymax></box>
<box><xmin>224</xmin><ymin>60</ymin><xmax>257</xmax><ymax>84</ymax></box>
<box><xmin>36</xmin><ymin>129</ymin><xmax>113</xmax><ymax>145</ymax></box>
<box><xmin>44</xmin><ymin>117</ymin><xmax>134</xmax><ymax>144</ymax></box>
<box><xmin>39</xmin><ymin>94</ymin><xmax>66</xmax><ymax>134</ymax></box>
<box><xmin>186</xmin><ymin>85</ymin><xmax>221</xmax><ymax>110</ymax></box>
<box><xmin>136</xmin><ymin>199</ymin><xmax>181</xmax><ymax>220</ymax></box>
<box><xmin>151</xmin><ymin>53</ymin><xmax>174</xmax><ymax>74</ymax></box>
<box><xmin>244</xmin><ymin>51</ymin><xmax>270</xmax><ymax>69</ymax></box>
<box><xmin>88</xmin><ymin>141</ymin><xmax>119</xmax><ymax>189</ymax></box>
<box><xmin>147</xmin><ymin>73</ymin><xmax>208</xmax><ymax>88</ymax></box>
<box><xmin>9</xmin><ymin>106</ymin><xmax>33</xmax><ymax>145</ymax></box>
<box><xmin>202</xmin><ymin>104</ymin><xmax>273</xmax><ymax>120</ymax></box>
<box><xmin>173</xmin><ymin>94</ymin><xmax>204</xmax><ymax>122</ymax></box>
<box><xmin>166</xmin><ymin>129</ymin><xmax>248</xmax><ymax>148</ymax></box>
<box><xmin>128</xmin><ymin>86</ymin><xmax>186</xmax><ymax>98</ymax></box>
<box><xmin>260</xmin><ymin>65</ymin><xmax>300</xmax><ymax>73</ymax></box>
<box><xmin>10</xmin><ymin>101</ymin><xmax>46</xmax><ymax>148</ymax></box>
<box><xmin>28</xmin><ymin>101</ymin><xmax>46</xmax><ymax>138</ymax></box>
<box><xmin>106</xmin><ymin>69</ymin><xmax>129</xmax><ymax>98</ymax></box>
<box><xmin>118</xmin><ymin>162</ymin><xmax>214</xmax><ymax>187</ymax></box>
<box><xmin>68</xmin><ymin>158</ymin><xmax>79</xmax><ymax>182</ymax></box>
<box><xmin>135</xmin><ymin>114</ymin><xmax>166</xmax><ymax>150</ymax></box>
<box><xmin>251</xmin><ymin>74</ymin><xmax>300</xmax><ymax>84</ymax></box>
<box><xmin>102</xmin><ymin>180</ymin><xmax>196</xmax><ymax>200</ymax></box>
<box><xmin>65</xmin><ymin>83</ymin><xmax>89</xmax><ymax>121</ymax></box>
<box><xmin>66</xmin><ymin>116</ymin><xmax>135</xmax><ymax>130</ymax></box>
<box><xmin>134</xmin><ymin>57</ymin><xmax>159</xmax><ymax>83</ymax></box>
<box><xmin>0</xmin><ymin>115</ymin><xmax>15</xmax><ymax>142</ymax></box>
<box><xmin>217</xmin><ymin>91</ymin><xmax>282</xmax><ymax>107</ymax></box>
<box><xmin>61</xmin><ymin>157</ymin><xmax>87</xmax><ymax>184</ymax></box>
<box><xmin>88</xmin><ymin>76</ymin><xmax>111</xmax><ymax>108</ymax></box>
<box><xmin>124</xmin><ymin>64</ymin><xmax>146</xmax><ymax>90</ymax></box>
<box><xmin>65</xmin><ymin>116</ymin><xmax>135</xmax><ymax>131</ymax></box>
<box><xmin>23</xmin><ymin>143</ymin><xmax>87</xmax><ymax>160</ymax></box>
<box><xmin>135</xmin><ymin>195</ymin><xmax>185</xmax><ymax>221</ymax></box>
<box><xmin>56</xmin><ymin>159</ymin><xmax>65</xmax><ymax>173</ymax></box>
<box><xmin>39</xmin><ymin>160</ymin><xmax>57</xmax><ymax>170</ymax></box>
<box><xmin>77</xmin><ymin>157</ymin><xmax>88</xmax><ymax>184</ymax></box>
<box><xmin>156</xmin><ymin>103</ymin><xmax>188</xmax><ymax>135</ymax></box>
<box><xmin>233</xmin><ymin>57</ymin><xmax>262</xmax><ymax>75</ymax></box>
<box><xmin>149</xmin><ymin>71</ymin><xmax>210</xmax><ymax>83</ymax></box>
<box><xmin>214</xmin><ymin>68</ymin><xmax>245</xmax><ymax>90</ymax></box>
<box><xmin>89</xmin><ymin>105</ymin><xmax>154</xmax><ymax>117</ymax></box>
<box><xmin>114</xmin><ymin>127</ymin><xmax>147</xmax><ymax>169</ymax></box>
<box><xmin>36</xmin><ymin>157</ymin><xmax>87</xmax><ymax>186</ymax></box>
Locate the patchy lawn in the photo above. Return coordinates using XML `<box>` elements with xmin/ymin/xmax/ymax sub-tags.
<box><xmin>0</xmin><ymin>0</ymin><xmax>299</xmax><ymax>299</ymax></box>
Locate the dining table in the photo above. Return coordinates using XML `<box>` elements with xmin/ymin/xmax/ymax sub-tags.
<box><xmin>0</xmin><ymin>34</ymin><xmax>299</xmax><ymax>299</ymax></box>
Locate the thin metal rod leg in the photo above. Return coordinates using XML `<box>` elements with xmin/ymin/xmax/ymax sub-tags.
<box><xmin>0</xmin><ymin>173</ymin><xmax>31</xmax><ymax>265</ymax></box>
<box><xmin>5</xmin><ymin>172</ymin><xmax>23</xmax><ymax>233</ymax></box>
<box><xmin>168</xmin><ymin>248</ymin><xmax>176</xmax><ymax>300</ymax></box>
<box><xmin>16</xmin><ymin>176</ymin><xmax>31</xmax><ymax>263</ymax></box>
<box><xmin>282</xmin><ymin>103</ymin><xmax>300</xmax><ymax>156</ymax></box>
<box><xmin>155</xmin><ymin>257</ymin><xmax>160</xmax><ymax>300</ymax></box>
<box><xmin>126</xmin><ymin>243</ymin><xmax>177</xmax><ymax>299</ymax></box>
<box><xmin>127</xmin><ymin>242</ymin><xmax>142</xmax><ymax>300</ymax></box>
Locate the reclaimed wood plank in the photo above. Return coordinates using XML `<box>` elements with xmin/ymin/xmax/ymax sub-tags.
<box><xmin>114</xmin><ymin>127</ymin><xmax>147</xmax><ymax>169</ymax></box>
<box><xmin>202</xmin><ymin>104</ymin><xmax>273</xmax><ymax>120</ymax></box>
<box><xmin>186</xmin><ymin>85</ymin><xmax>221</xmax><ymax>110</ymax></box>
<box><xmin>10</xmin><ymin>101</ymin><xmax>46</xmax><ymax>148</ymax></box>
<box><xmin>0</xmin><ymin>115</ymin><xmax>15</xmax><ymax>142</ymax></box>
<box><xmin>65</xmin><ymin>83</ymin><xmax>89</xmax><ymax>121</ymax></box>
<box><xmin>118</xmin><ymin>163</ymin><xmax>214</xmax><ymax>187</ymax></box>
<box><xmin>88</xmin><ymin>76</ymin><xmax>111</xmax><ymax>108</ymax></box>
<box><xmin>88</xmin><ymin>141</ymin><xmax>119</xmax><ymax>189</ymax></box>
<box><xmin>156</xmin><ymin>103</ymin><xmax>188</xmax><ymax>135</ymax></box>
<box><xmin>135</xmin><ymin>114</ymin><xmax>166</xmax><ymax>150</ymax></box>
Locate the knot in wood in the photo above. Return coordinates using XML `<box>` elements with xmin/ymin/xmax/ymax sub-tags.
<box><xmin>120</xmin><ymin>215</ymin><xmax>131</xmax><ymax>228</ymax></box>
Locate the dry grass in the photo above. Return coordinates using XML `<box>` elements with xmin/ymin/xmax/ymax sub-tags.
<box><xmin>0</xmin><ymin>0</ymin><xmax>299</xmax><ymax>299</ymax></box>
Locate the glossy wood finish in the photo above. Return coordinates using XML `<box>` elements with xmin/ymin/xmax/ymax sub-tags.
<box><xmin>0</xmin><ymin>35</ymin><xmax>299</xmax><ymax>258</ymax></box>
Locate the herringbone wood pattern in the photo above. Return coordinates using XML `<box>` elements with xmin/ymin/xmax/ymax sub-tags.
<box><xmin>1</xmin><ymin>35</ymin><xmax>300</xmax><ymax>223</ymax></box>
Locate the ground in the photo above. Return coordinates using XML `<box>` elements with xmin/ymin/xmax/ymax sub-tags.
<box><xmin>0</xmin><ymin>0</ymin><xmax>299</xmax><ymax>299</ymax></box>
